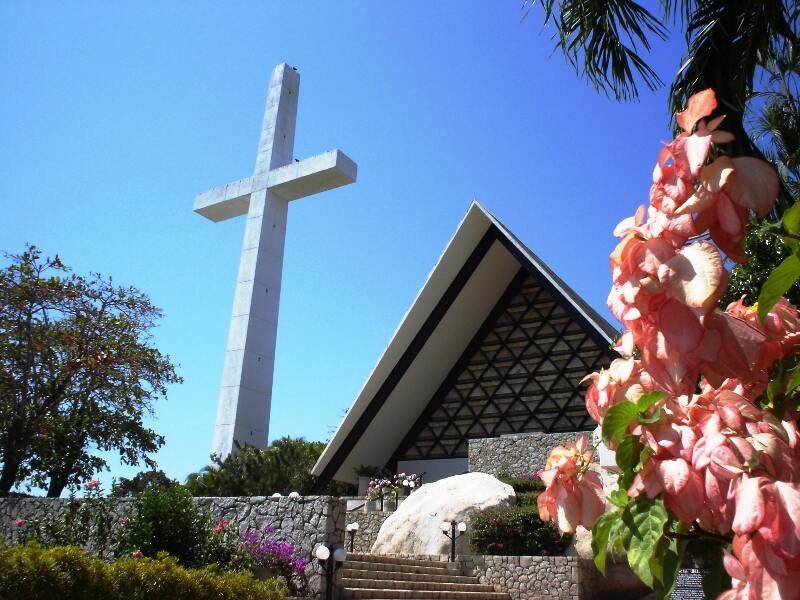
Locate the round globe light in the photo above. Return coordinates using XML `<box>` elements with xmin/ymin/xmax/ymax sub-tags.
<box><xmin>402</xmin><ymin>480</ymin><xmax>409</xmax><ymax>486</ymax></box>
<box><xmin>333</xmin><ymin>547</ymin><xmax>348</xmax><ymax>562</ymax></box>
<box><xmin>271</xmin><ymin>493</ymin><xmax>282</xmax><ymax>498</ymax></box>
<box><xmin>409</xmin><ymin>481</ymin><xmax>416</xmax><ymax>488</ymax></box>
<box><xmin>440</xmin><ymin>521</ymin><xmax>450</xmax><ymax>532</ymax></box>
<box><xmin>352</xmin><ymin>522</ymin><xmax>360</xmax><ymax>530</ymax></box>
<box><xmin>457</xmin><ymin>522</ymin><xmax>467</xmax><ymax>532</ymax></box>
<box><xmin>314</xmin><ymin>545</ymin><xmax>330</xmax><ymax>561</ymax></box>
<box><xmin>288</xmin><ymin>491</ymin><xmax>300</xmax><ymax>498</ymax></box>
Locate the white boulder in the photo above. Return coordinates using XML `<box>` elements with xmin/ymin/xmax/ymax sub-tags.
<box><xmin>370</xmin><ymin>472</ymin><xmax>515</xmax><ymax>556</ymax></box>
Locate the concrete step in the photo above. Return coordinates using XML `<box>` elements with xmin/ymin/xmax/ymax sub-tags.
<box><xmin>345</xmin><ymin>553</ymin><xmax>450</xmax><ymax>568</ymax></box>
<box><xmin>341</xmin><ymin>577</ymin><xmax>496</xmax><ymax>593</ymax></box>
<box><xmin>341</xmin><ymin>568</ymin><xmax>478</xmax><ymax>585</ymax></box>
<box><xmin>344</xmin><ymin>560</ymin><xmax>453</xmax><ymax>576</ymax></box>
<box><xmin>341</xmin><ymin>588</ymin><xmax>509</xmax><ymax>600</ymax></box>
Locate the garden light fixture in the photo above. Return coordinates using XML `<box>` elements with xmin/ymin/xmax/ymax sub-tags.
<box><xmin>440</xmin><ymin>520</ymin><xmax>467</xmax><ymax>562</ymax></box>
<box><xmin>345</xmin><ymin>522</ymin><xmax>360</xmax><ymax>551</ymax></box>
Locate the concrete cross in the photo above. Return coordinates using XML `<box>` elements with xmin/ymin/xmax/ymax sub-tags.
<box><xmin>194</xmin><ymin>63</ymin><xmax>357</xmax><ymax>459</ymax></box>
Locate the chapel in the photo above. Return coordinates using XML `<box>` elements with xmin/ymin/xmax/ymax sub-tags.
<box><xmin>312</xmin><ymin>202</ymin><xmax>619</xmax><ymax>488</ymax></box>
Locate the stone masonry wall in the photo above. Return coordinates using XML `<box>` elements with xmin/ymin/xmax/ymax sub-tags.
<box><xmin>0</xmin><ymin>496</ymin><xmax>346</xmax><ymax>598</ymax></box>
<box><xmin>343</xmin><ymin>509</ymin><xmax>391</xmax><ymax>553</ymax></box>
<box><xmin>459</xmin><ymin>555</ymin><xmax>597</xmax><ymax>600</ymax></box>
<box><xmin>468</xmin><ymin>432</ymin><xmax>583</xmax><ymax>476</ymax></box>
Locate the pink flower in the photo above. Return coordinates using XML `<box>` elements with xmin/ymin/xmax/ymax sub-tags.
<box><xmin>84</xmin><ymin>479</ymin><xmax>100</xmax><ymax>491</ymax></box>
<box><xmin>131</xmin><ymin>550</ymin><xmax>144</xmax><ymax>559</ymax></box>
<box><xmin>537</xmin><ymin>435</ymin><xmax>605</xmax><ymax>534</ymax></box>
<box><xmin>14</xmin><ymin>518</ymin><xmax>25</xmax><ymax>527</ymax></box>
<box><xmin>211</xmin><ymin>518</ymin><xmax>229</xmax><ymax>533</ymax></box>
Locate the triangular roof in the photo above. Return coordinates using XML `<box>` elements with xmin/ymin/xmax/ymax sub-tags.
<box><xmin>312</xmin><ymin>201</ymin><xmax>618</xmax><ymax>485</ymax></box>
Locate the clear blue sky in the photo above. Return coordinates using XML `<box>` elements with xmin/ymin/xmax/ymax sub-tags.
<box><xmin>1</xmin><ymin>2</ymin><xmax>687</xmax><ymax>491</ymax></box>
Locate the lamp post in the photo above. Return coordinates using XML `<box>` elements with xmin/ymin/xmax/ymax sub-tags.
<box><xmin>315</xmin><ymin>544</ymin><xmax>347</xmax><ymax>600</ymax></box>
<box><xmin>440</xmin><ymin>520</ymin><xmax>467</xmax><ymax>563</ymax></box>
<box><xmin>345</xmin><ymin>522</ymin><xmax>359</xmax><ymax>552</ymax></box>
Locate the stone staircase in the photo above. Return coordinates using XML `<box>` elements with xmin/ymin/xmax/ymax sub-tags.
<box><xmin>339</xmin><ymin>553</ymin><xmax>509</xmax><ymax>599</ymax></box>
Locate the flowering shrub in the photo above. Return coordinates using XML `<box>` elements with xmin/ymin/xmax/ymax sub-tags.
<box><xmin>393</xmin><ymin>472</ymin><xmax>421</xmax><ymax>492</ymax></box>
<box><xmin>12</xmin><ymin>480</ymin><xmax>116</xmax><ymax>553</ymax></box>
<box><xmin>537</xmin><ymin>89</ymin><xmax>800</xmax><ymax>599</ymax></box>
<box><xmin>365</xmin><ymin>478</ymin><xmax>396</xmax><ymax>501</ymax></box>
<box><xmin>239</xmin><ymin>525</ymin><xmax>308</xmax><ymax>596</ymax></box>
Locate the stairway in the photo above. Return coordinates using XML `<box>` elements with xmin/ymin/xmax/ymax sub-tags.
<box><xmin>339</xmin><ymin>553</ymin><xmax>509</xmax><ymax>599</ymax></box>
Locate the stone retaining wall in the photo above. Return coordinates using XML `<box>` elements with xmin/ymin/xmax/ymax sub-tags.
<box><xmin>0</xmin><ymin>495</ymin><xmax>346</xmax><ymax>598</ymax></box>
<box><xmin>468</xmin><ymin>432</ymin><xmax>584</xmax><ymax>476</ymax></box>
<box><xmin>344</xmin><ymin>509</ymin><xmax>391</xmax><ymax>553</ymax></box>
<box><xmin>459</xmin><ymin>555</ymin><xmax>595</xmax><ymax>600</ymax></box>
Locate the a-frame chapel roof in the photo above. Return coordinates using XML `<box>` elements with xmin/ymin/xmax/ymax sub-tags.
<box><xmin>312</xmin><ymin>201</ymin><xmax>619</xmax><ymax>485</ymax></box>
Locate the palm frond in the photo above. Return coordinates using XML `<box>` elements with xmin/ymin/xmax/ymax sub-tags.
<box><xmin>522</xmin><ymin>0</ymin><xmax>668</xmax><ymax>101</ymax></box>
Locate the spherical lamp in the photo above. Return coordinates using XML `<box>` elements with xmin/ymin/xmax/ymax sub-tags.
<box><xmin>314</xmin><ymin>545</ymin><xmax>330</xmax><ymax>561</ymax></box>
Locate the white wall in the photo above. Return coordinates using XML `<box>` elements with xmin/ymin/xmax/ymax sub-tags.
<box><xmin>397</xmin><ymin>458</ymin><xmax>469</xmax><ymax>483</ymax></box>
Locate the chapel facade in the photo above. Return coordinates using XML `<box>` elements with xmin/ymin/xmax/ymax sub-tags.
<box><xmin>312</xmin><ymin>202</ymin><xmax>618</xmax><ymax>488</ymax></box>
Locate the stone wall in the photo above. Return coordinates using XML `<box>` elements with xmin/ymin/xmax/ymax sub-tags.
<box><xmin>468</xmin><ymin>432</ymin><xmax>583</xmax><ymax>476</ymax></box>
<box><xmin>459</xmin><ymin>555</ymin><xmax>596</xmax><ymax>600</ymax></box>
<box><xmin>343</xmin><ymin>509</ymin><xmax>391</xmax><ymax>553</ymax></box>
<box><xmin>0</xmin><ymin>495</ymin><xmax>346</xmax><ymax>598</ymax></box>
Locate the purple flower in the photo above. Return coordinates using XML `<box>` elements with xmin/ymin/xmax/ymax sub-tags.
<box><xmin>14</xmin><ymin>518</ymin><xmax>25</xmax><ymax>527</ymax></box>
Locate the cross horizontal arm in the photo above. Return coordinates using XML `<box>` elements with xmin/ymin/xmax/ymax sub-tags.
<box><xmin>194</xmin><ymin>176</ymin><xmax>255</xmax><ymax>222</ymax></box>
<box><xmin>267</xmin><ymin>149</ymin><xmax>357</xmax><ymax>201</ymax></box>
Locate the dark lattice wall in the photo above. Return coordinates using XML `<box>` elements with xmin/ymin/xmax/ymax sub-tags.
<box><xmin>396</xmin><ymin>270</ymin><xmax>614</xmax><ymax>461</ymax></box>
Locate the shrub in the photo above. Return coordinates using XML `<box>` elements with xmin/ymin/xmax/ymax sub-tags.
<box><xmin>0</xmin><ymin>544</ymin><xmax>286</xmax><ymax>600</ymax></box>
<box><xmin>113</xmin><ymin>486</ymin><xmax>213</xmax><ymax>567</ymax></box>
<box><xmin>496</xmin><ymin>472</ymin><xmax>545</xmax><ymax>493</ymax></box>
<box><xmin>469</xmin><ymin>505</ymin><xmax>570</xmax><ymax>556</ymax></box>
<box><xmin>12</xmin><ymin>481</ymin><xmax>116</xmax><ymax>553</ymax></box>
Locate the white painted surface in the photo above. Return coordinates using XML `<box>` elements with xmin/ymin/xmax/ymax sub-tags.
<box><xmin>196</xmin><ymin>63</ymin><xmax>357</xmax><ymax>459</ymax></box>
<box><xmin>397</xmin><ymin>458</ymin><xmax>469</xmax><ymax>483</ymax></box>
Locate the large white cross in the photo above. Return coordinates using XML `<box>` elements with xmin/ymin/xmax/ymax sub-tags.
<box><xmin>194</xmin><ymin>63</ymin><xmax>357</xmax><ymax>459</ymax></box>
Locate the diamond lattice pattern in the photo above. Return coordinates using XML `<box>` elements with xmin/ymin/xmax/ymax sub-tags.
<box><xmin>398</xmin><ymin>273</ymin><xmax>613</xmax><ymax>461</ymax></box>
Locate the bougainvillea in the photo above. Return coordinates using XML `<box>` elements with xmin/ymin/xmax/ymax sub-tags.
<box><xmin>537</xmin><ymin>89</ymin><xmax>800</xmax><ymax>599</ymax></box>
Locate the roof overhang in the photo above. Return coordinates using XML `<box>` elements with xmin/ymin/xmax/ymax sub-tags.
<box><xmin>312</xmin><ymin>201</ymin><xmax>618</xmax><ymax>484</ymax></box>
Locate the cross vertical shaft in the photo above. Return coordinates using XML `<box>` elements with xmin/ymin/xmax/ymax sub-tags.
<box><xmin>194</xmin><ymin>63</ymin><xmax>357</xmax><ymax>459</ymax></box>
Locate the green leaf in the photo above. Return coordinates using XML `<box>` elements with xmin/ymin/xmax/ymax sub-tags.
<box><xmin>786</xmin><ymin>365</ymin><xmax>800</xmax><ymax>395</ymax></box>
<box><xmin>757</xmin><ymin>255</ymin><xmax>800</xmax><ymax>322</ymax></box>
<box><xmin>637</xmin><ymin>408</ymin><xmax>662</xmax><ymax>424</ymax></box>
<box><xmin>650</xmin><ymin>534</ymin><xmax>684</xmax><ymax>599</ymax></box>
<box><xmin>615</xmin><ymin>435</ymin><xmax>643</xmax><ymax>472</ymax></box>
<box><xmin>636</xmin><ymin>390</ymin><xmax>667</xmax><ymax>412</ymax></box>
<box><xmin>608</xmin><ymin>489</ymin><xmax>630</xmax><ymax>509</ymax></box>
<box><xmin>782</xmin><ymin>202</ymin><xmax>800</xmax><ymax>235</ymax></box>
<box><xmin>591</xmin><ymin>511</ymin><xmax>620</xmax><ymax>574</ymax></box>
<box><xmin>619</xmin><ymin>498</ymin><xmax>669</xmax><ymax>589</ymax></box>
<box><xmin>602</xmin><ymin>402</ymin><xmax>640</xmax><ymax>445</ymax></box>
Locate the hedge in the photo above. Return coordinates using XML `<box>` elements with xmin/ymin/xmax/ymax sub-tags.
<box><xmin>469</xmin><ymin>505</ymin><xmax>570</xmax><ymax>556</ymax></box>
<box><xmin>0</xmin><ymin>544</ymin><xmax>287</xmax><ymax>600</ymax></box>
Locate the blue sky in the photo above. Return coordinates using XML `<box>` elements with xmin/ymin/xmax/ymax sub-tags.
<box><xmin>1</xmin><ymin>2</ymin><xmax>688</xmax><ymax>491</ymax></box>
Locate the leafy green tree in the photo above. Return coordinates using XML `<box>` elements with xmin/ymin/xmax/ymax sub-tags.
<box><xmin>184</xmin><ymin>437</ymin><xmax>355</xmax><ymax>497</ymax></box>
<box><xmin>113</xmin><ymin>469</ymin><xmax>178</xmax><ymax>497</ymax></box>
<box><xmin>0</xmin><ymin>246</ymin><xmax>181</xmax><ymax>497</ymax></box>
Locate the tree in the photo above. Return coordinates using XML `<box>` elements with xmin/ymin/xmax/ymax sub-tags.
<box><xmin>184</xmin><ymin>437</ymin><xmax>355</xmax><ymax>497</ymax></box>
<box><xmin>112</xmin><ymin>469</ymin><xmax>177</xmax><ymax>497</ymax></box>
<box><xmin>0</xmin><ymin>246</ymin><xmax>181</xmax><ymax>497</ymax></box>
<box><xmin>522</xmin><ymin>1</ymin><xmax>797</xmax><ymax>170</ymax></box>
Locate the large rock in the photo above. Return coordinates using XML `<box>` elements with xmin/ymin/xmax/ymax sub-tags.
<box><xmin>371</xmin><ymin>472</ymin><xmax>515</xmax><ymax>556</ymax></box>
